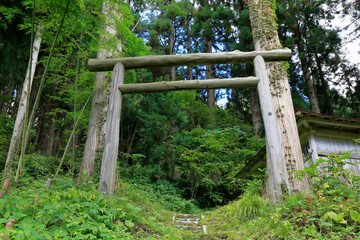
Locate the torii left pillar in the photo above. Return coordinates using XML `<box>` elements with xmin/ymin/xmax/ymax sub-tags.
<box><xmin>99</xmin><ymin>63</ymin><xmax>124</xmax><ymax>194</ymax></box>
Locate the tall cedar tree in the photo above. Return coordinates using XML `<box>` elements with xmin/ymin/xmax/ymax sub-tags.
<box><xmin>249</xmin><ymin>0</ymin><xmax>309</xmax><ymax>201</ymax></box>
<box><xmin>77</xmin><ymin>0</ymin><xmax>122</xmax><ymax>183</ymax></box>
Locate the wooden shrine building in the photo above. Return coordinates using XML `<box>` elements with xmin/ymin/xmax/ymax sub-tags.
<box><xmin>236</xmin><ymin>110</ymin><xmax>360</xmax><ymax>179</ymax></box>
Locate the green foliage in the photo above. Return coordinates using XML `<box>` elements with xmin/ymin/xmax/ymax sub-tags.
<box><xmin>295</xmin><ymin>152</ymin><xmax>360</xmax><ymax>191</ymax></box>
<box><xmin>276</xmin><ymin>0</ymin><xmax>359</xmax><ymax>117</ymax></box>
<box><xmin>0</xmin><ymin>113</ymin><xmax>14</xmax><ymax>168</ymax></box>
<box><xmin>120</xmin><ymin>164</ymin><xmax>200</xmax><ymax>214</ymax></box>
<box><xmin>23</xmin><ymin>154</ymin><xmax>60</xmax><ymax>177</ymax></box>
<box><xmin>0</xmin><ymin>4</ymin><xmax>24</xmax><ymax>28</ymax></box>
<box><xmin>230</xmin><ymin>192</ymin><xmax>268</xmax><ymax>220</ymax></box>
<box><xmin>202</xmin><ymin>153</ymin><xmax>360</xmax><ymax>239</ymax></box>
<box><xmin>0</xmin><ymin>177</ymin><xmax>189</xmax><ymax>239</ymax></box>
<box><xmin>168</xmin><ymin>124</ymin><xmax>263</xmax><ymax>208</ymax></box>
<box><xmin>0</xmin><ymin>179</ymin><xmax>132</xmax><ymax>238</ymax></box>
<box><xmin>120</xmin><ymin>84</ymin><xmax>263</xmax><ymax>208</ymax></box>
<box><xmin>284</xmin><ymin>153</ymin><xmax>360</xmax><ymax>238</ymax></box>
<box><xmin>202</xmin><ymin>183</ymin><xmax>271</xmax><ymax>237</ymax></box>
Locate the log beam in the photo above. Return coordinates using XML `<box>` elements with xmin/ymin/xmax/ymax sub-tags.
<box><xmin>119</xmin><ymin>77</ymin><xmax>259</xmax><ymax>94</ymax></box>
<box><xmin>99</xmin><ymin>63</ymin><xmax>124</xmax><ymax>194</ymax></box>
<box><xmin>88</xmin><ymin>48</ymin><xmax>291</xmax><ymax>72</ymax></box>
<box><xmin>254</xmin><ymin>55</ymin><xmax>288</xmax><ymax>201</ymax></box>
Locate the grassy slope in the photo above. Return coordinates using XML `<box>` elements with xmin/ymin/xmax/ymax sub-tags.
<box><xmin>201</xmin><ymin>180</ymin><xmax>360</xmax><ymax>239</ymax></box>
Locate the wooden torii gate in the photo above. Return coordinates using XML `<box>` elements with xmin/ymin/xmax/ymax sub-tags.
<box><xmin>87</xmin><ymin>48</ymin><xmax>294</xmax><ymax>196</ymax></box>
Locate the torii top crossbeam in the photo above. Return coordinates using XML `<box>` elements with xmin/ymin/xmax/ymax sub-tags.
<box><xmin>87</xmin><ymin>48</ymin><xmax>291</xmax><ymax>71</ymax></box>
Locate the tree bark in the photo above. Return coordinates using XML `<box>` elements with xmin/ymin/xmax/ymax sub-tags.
<box><xmin>249</xmin><ymin>88</ymin><xmax>262</xmax><ymax>136</ymax></box>
<box><xmin>126</xmin><ymin>122</ymin><xmax>139</xmax><ymax>154</ymax></box>
<box><xmin>3</xmin><ymin>26</ymin><xmax>43</xmax><ymax>178</ymax></box>
<box><xmin>186</xmin><ymin>17</ymin><xmax>193</xmax><ymax>80</ymax></box>
<box><xmin>43</xmin><ymin>120</ymin><xmax>56</xmax><ymax>156</ymax></box>
<box><xmin>77</xmin><ymin>0</ymin><xmax>122</xmax><ymax>183</ymax></box>
<box><xmin>170</xmin><ymin>20</ymin><xmax>176</xmax><ymax>81</ymax></box>
<box><xmin>206</xmin><ymin>41</ymin><xmax>216</xmax><ymax>129</ymax></box>
<box><xmin>249</xmin><ymin>0</ymin><xmax>309</xmax><ymax>201</ymax></box>
<box><xmin>206</xmin><ymin>41</ymin><xmax>215</xmax><ymax>106</ymax></box>
<box><xmin>314</xmin><ymin>53</ymin><xmax>333</xmax><ymax>115</ymax></box>
<box><xmin>247</xmin><ymin>63</ymin><xmax>262</xmax><ymax>136</ymax></box>
<box><xmin>232</xmin><ymin>89</ymin><xmax>238</xmax><ymax>119</ymax></box>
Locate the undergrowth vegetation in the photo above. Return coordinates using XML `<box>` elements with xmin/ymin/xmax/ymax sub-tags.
<box><xmin>202</xmin><ymin>153</ymin><xmax>360</xmax><ymax>239</ymax></box>
<box><xmin>0</xmin><ymin>177</ymin><xmax>196</xmax><ymax>239</ymax></box>
<box><xmin>119</xmin><ymin>170</ymin><xmax>201</xmax><ymax>213</ymax></box>
<box><xmin>1</xmin><ymin>152</ymin><xmax>360</xmax><ymax>239</ymax></box>
<box><xmin>120</xmin><ymin>122</ymin><xmax>264</xmax><ymax>209</ymax></box>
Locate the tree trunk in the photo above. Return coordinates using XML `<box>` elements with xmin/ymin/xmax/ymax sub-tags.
<box><xmin>3</xmin><ymin>26</ymin><xmax>43</xmax><ymax>178</ymax></box>
<box><xmin>249</xmin><ymin>88</ymin><xmax>262</xmax><ymax>136</ymax></box>
<box><xmin>232</xmin><ymin>89</ymin><xmax>238</xmax><ymax>119</ymax></box>
<box><xmin>248</xmin><ymin>62</ymin><xmax>262</xmax><ymax>136</ymax></box>
<box><xmin>314</xmin><ymin>53</ymin><xmax>333</xmax><ymax>115</ymax></box>
<box><xmin>206</xmin><ymin>41</ymin><xmax>216</xmax><ymax>128</ymax></box>
<box><xmin>186</xmin><ymin>17</ymin><xmax>193</xmax><ymax>80</ymax></box>
<box><xmin>33</xmin><ymin>106</ymin><xmax>45</xmax><ymax>149</ymax></box>
<box><xmin>77</xmin><ymin>0</ymin><xmax>122</xmax><ymax>183</ymax></box>
<box><xmin>170</xmin><ymin>20</ymin><xmax>176</xmax><ymax>81</ymax></box>
<box><xmin>126</xmin><ymin>122</ymin><xmax>139</xmax><ymax>154</ymax></box>
<box><xmin>249</xmin><ymin>0</ymin><xmax>309</xmax><ymax>201</ymax></box>
<box><xmin>297</xmin><ymin>36</ymin><xmax>320</xmax><ymax>113</ymax></box>
<box><xmin>43</xmin><ymin>120</ymin><xmax>56</xmax><ymax>156</ymax></box>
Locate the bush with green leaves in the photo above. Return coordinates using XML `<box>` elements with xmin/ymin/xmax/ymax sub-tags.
<box><xmin>0</xmin><ymin>177</ymin><xmax>187</xmax><ymax>239</ymax></box>
<box><xmin>284</xmin><ymin>152</ymin><xmax>360</xmax><ymax>238</ymax></box>
<box><xmin>120</xmin><ymin>122</ymin><xmax>264</xmax><ymax>209</ymax></box>
<box><xmin>120</xmin><ymin>163</ymin><xmax>201</xmax><ymax>213</ymax></box>
<box><xmin>171</xmin><ymin>125</ymin><xmax>264</xmax><ymax>208</ymax></box>
<box><xmin>0</xmin><ymin>178</ymin><xmax>133</xmax><ymax>239</ymax></box>
<box><xmin>22</xmin><ymin>154</ymin><xmax>61</xmax><ymax>177</ymax></box>
<box><xmin>119</xmin><ymin>84</ymin><xmax>264</xmax><ymax>209</ymax></box>
<box><xmin>0</xmin><ymin>113</ymin><xmax>14</xmax><ymax>169</ymax></box>
<box><xmin>201</xmin><ymin>152</ymin><xmax>360</xmax><ymax>239</ymax></box>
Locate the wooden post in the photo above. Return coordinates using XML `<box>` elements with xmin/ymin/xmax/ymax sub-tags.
<box><xmin>44</xmin><ymin>178</ymin><xmax>54</xmax><ymax>189</ymax></box>
<box><xmin>254</xmin><ymin>55</ymin><xmax>289</xmax><ymax>201</ymax></box>
<box><xmin>0</xmin><ymin>178</ymin><xmax>11</xmax><ymax>198</ymax></box>
<box><xmin>99</xmin><ymin>63</ymin><xmax>125</xmax><ymax>194</ymax></box>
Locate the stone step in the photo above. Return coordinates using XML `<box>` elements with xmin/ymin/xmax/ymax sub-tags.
<box><xmin>176</xmin><ymin>214</ymin><xmax>199</xmax><ymax>218</ymax></box>
<box><xmin>175</xmin><ymin>219</ymin><xmax>200</xmax><ymax>223</ymax></box>
<box><xmin>175</xmin><ymin>225</ymin><xmax>201</xmax><ymax>229</ymax></box>
<box><xmin>176</xmin><ymin>217</ymin><xmax>200</xmax><ymax>221</ymax></box>
<box><xmin>173</xmin><ymin>214</ymin><xmax>207</xmax><ymax>234</ymax></box>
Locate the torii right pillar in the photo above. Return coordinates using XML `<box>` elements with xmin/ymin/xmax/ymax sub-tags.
<box><xmin>249</xmin><ymin>0</ymin><xmax>309</xmax><ymax>202</ymax></box>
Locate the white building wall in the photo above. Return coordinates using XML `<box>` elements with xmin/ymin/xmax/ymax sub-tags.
<box><xmin>313</xmin><ymin>135</ymin><xmax>360</xmax><ymax>176</ymax></box>
<box><xmin>314</xmin><ymin>136</ymin><xmax>360</xmax><ymax>158</ymax></box>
